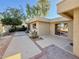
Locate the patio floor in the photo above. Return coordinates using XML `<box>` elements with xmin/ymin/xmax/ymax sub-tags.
<box><xmin>2</xmin><ymin>32</ymin><xmax>41</xmax><ymax>59</ymax></box>
<box><xmin>1</xmin><ymin>32</ymin><xmax>79</xmax><ymax>59</ymax></box>
<box><xmin>0</xmin><ymin>35</ymin><xmax>12</xmax><ymax>59</ymax></box>
<box><xmin>33</xmin><ymin>45</ymin><xmax>79</xmax><ymax>59</ymax></box>
<box><xmin>36</xmin><ymin>35</ymin><xmax>73</xmax><ymax>54</ymax></box>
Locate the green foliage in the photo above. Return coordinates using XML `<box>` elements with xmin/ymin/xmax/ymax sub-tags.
<box><xmin>26</xmin><ymin>3</ymin><xmax>32</xmax><ymax>18</ymax></box>
<box><xmin>37</xmin><ymin>0</ymin><xmax>50</xmax><ymax>16</ymax></box>
<box><xmin>26</xmin><ymin>0</ymin><xmax>50</xmax><ymax>19</ymax></box>
<box><xmin>1</xmin><ymin>17</ymin><xmax>22</xmax><ymax>26</ymax></box>
<box><xmin>1</xmin><ymin>8</ymin><xmax>24</xmax><ymax>26</ymax></box>
<box><xmin>2</xmin><ymin>8</ymin><xmax>24</xmax><ymax>19</ymax></box>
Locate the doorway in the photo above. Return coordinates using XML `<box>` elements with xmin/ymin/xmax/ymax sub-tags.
<box><xmin>55</xmin><ymin>23</ymin><xmax>68</xmax><ymax>36</ymax></box>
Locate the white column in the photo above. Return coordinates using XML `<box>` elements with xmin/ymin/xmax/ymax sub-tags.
<box><xmin>73</xmin><ymin>8</ymin><xmax>79</xmax><ymax>57</ymax></box>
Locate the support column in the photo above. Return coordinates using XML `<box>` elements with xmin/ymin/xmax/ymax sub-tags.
<box><xmin>73</xmin><ymin>8</ymin><xmax>79</xmax><ymax>57</ymax></box>
<box><xmin>50</xmin><ymin>23</ymin><xmax>55</xmax><ymax>35</ymax></box>
<box><xmin>68</xmin><ymin>20</ymin><xmax>73</xmax><ymax>40</ymax></box>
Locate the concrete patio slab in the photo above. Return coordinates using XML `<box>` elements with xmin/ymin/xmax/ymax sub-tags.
<box><xmin>30</xmin><ymin>44</ymin><xmax>79</xmax><ymax>59</ymax></box>
<box><xmin>2</xmin><ymin>32</ymin><xmax>41</xmax><ymax>59</ymax></box>
<box><xmin>41</xmin><ymin>45</ymin><xmax>79</xmax><ymax>59</ymax></box>
<box><xmin>36</xmin><ymin>38</ymin><xmax>53</xmax><ymax>48</ymax></box>
<box><xmin>0</xmin><ymin>35</ymin><xmax>12</xmax><ymax>59</ymax></box>
<box><xmin>36</xmin><ymin>35</ymin><xmax>73</xmax><ymax>54</ymax></box>
<box><xmin>13</xmin><ymin>32</ymin><xmax>26</xmax><ymax>36</ymax></box>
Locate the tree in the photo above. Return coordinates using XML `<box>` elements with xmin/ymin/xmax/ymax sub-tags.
<box><xmin>4</xmin><ymin>8</ymin><xmax>24</xmax><ymax>19</ymax></box>
<box><xmin>31</xmin><ymin>5</ymin><xmax>41</xmax><ymax>17</ymax></box>
<box><xmin>1</xmin><ymin>8</ymin><xmax>23</xmax><ymax>26</ymax></box>
<box><xmin>26</xmin><ymin>0</ymin><xmax>50</xmax><ymax>19</ymax></box>
<box><xmin>1</xmin><ymin>17</ymin><xmax>22</xmax><ymax>26</ymax></box>
<box><xmin>37</xmin><ymin>0</ymin><xmax>50</xmax><ymax>16</ymax></box>
<box><xmin>26</xmin><ymin>3</ymin><xmax>32</xmax><ymax>19</ymax></box>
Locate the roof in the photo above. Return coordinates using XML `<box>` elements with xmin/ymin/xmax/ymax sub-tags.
<box><xmin>28</xmin><ymin>17</ymin><xmax>50</xmax><ymax>23</ymax></box>
<box><xmin>28</xmin><ymin>17</ymin><xmax>70</xmax><ymax>23</ymax></box>
<box><xmin>50</xmin><ymin>17</ymin><xmax>70</xmax><ymax>22</ymax></box>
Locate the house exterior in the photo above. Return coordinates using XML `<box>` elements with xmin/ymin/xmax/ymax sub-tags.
<box><xmin>29</xmin><ymin>17</ymin><xmax>50</xmax><ymax>36</ymax></box>
<box><xmin>57</xmin><ymin>0</ymin><xmax>79</xmax><ymax>57</ymax></box>
<box><xmin>50</xmin><ymin>17</ymin><xmax>70</xmax><ymax>36</ymax></box>
<box><xmin>28</xmin><ymin>17</ymin><xmax>70</xmax><ymax>37</ymax></box>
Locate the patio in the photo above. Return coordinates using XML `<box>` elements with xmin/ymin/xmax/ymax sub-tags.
<box><xmin>2</xmin><ymin>32</ymin><xmax>41</xmax><ymax>59</ymax></box>
<box><xmin>0</xmin><ymin>32</ymin><xmax>78</xmax><ymax>59</ymax></box>
<box><xmin>31</xmin><ymin>45</ymin><xmax>79</xmax><ymax>59</ymax></box>
<box><xmin>0</xmin><ymin>35</ymin><xmax>12</xmax><ymax>59</ymax></box>
<box><xmin>36</xmin><ymin>35</ymin><xmax>73</xmax><ymax>54</ymax></box>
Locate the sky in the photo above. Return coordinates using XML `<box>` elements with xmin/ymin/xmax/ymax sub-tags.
<box><xmin>0</xmin><ymin>0</ymin><xmax>60</xmax><ymax>19</ymax></box>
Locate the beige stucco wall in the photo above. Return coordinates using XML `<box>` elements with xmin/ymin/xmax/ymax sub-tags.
<box><xmin>58</xmin><ymin>0</ymin><xmax>79</xmax><ymax>57</ymax></box>
<box><xmin>57</xmin><ymin>0</ymin><xmax>79</xmax><ymax>13</ymax></box>
<box><xmin>68</xmin><ymin>20</ymin><xmax>73</xmax><ymax>40</ymax></box>
<box><xmin>30</xmin><ymin>22</ymin><xmax>34</xmax><ymax>32</ymax></box>
<box><xmin>30</xmin><ymin>22</ymin><xmax>36</xmax><ymax>31</ymax></box>
<box><xmin>73</xmin><ymin>8</ymin><xmax>79</xmax><ymax>57</ymax></box>
<box><xmin>37</xmin><ymin>22</ymin><xmax>50</xmax><ymax>36</ymax></box>
<box><xmin>30</xmin><ymin>21</ymin><xmax>50</xmax><ymax>36</ymax></box>
<box><xmin>50</xmin><ymin>23</ymin><xmax>55</xmax><ymax>35</ymax></box>
<box><xmin>29</xmin><ymin>18</ymin><xmax>71</xmax><ymax>39</ymax></box>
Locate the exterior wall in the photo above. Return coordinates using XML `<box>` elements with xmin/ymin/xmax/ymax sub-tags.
<box><xmin>50</xmin><ymin>23</ymin><xmax>55</xmax><ymax>35</ymax></box>
<box><xmin>57</xmin><ymin>0</ymin><xmax>79</xmax><ymax>13</ymax></box>
<box><xmin>30</xmin><ymin>22</ymin><xmax>35</xmax><ymax>31</ymax></box>
<box><xmin>68</xmin><ymin>20</ymin><xmax>73</xmax><ymax>40</ymax></box>
<box><xmin>36</xmin><ymin>22</ymin><xmax>39</xmax><ymax>34</ymax></box>
<box><xmin>29</xmin><ymin>18</ymin><xmax>70</xmax><ymax>38</ymax></box>
<box><xmin>30</xmin><ymin>23</ymin><xmax>33</xmax><ymax>32</ymax></box>
<box><xmin>73</xmin><ymin>8</ymin><xmax>79</xmax><ymax>57</ymax></box>
<box><xmin>37</xmin><ymin>22</ymin><xmax>50</xmax><ymax>36</ymax></box>
<box><xmin>58</xmin><ymin>0</ymin><xmax>79</xmax><ymax>57</ymax></box>
<box><xmin>50</xmin><ymin>22</ymin><xmax>69</xmax><ymax>36</ymax></box>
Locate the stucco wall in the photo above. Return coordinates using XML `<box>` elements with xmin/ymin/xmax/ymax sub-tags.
<box><xmin>68</xmin><ymin>20</ymin><xmax>73</xmax><ymax>40</ymax></box>
<box><xmin>57</xmin><ymin>0</ymin><xmax>79</xmax><ymax>13</ymax></box>
<box><xmin>38</xmin><ymin>22</ymin><xmax>50</xmax><ymax>36</ymax></box>
<box><xmin>29</xmin><ymin>22</ymin><xmax>39</xmax><ymax>36</ymax></box>
<box><xmin>58</xmin><ymin>0</ymin><xmax>79</xmax><ymax>57</ymax></box>
<box><xmin>30</xmin><ymin>22</ymin><xmax>38</xmax><ymax>32</ymax></box>
<box><xmin>30</xmin><ymin>23</ymin><xmax>33</xmax><ymax>32</ymax></box>
<box><xmin>50</xmin><ymin>23</ymin><xmax>55</xmax><ymax>35</ymax></box>
<box><xmin>73</xmin><ymin>8</ymin><xmax>79</xmax><ymax>57</ymax></box>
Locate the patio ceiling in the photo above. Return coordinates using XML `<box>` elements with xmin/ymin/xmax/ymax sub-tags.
<box><xmin>57</xmin><ymin>0</ymin><xmax>79</xmax><ymax>19</ymax></box>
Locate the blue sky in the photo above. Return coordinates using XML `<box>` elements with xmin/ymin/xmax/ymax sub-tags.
<box><xmin>0</xmin><ymin>0</ymin><xmax>60</xmax><ymax>19</ymax></box>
